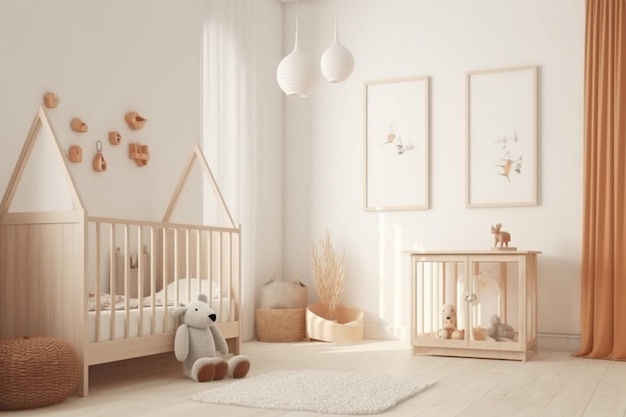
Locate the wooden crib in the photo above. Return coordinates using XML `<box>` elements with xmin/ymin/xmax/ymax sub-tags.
<box><xmin>0</xmin><ymin>107</ymin><xmax>241</xmax><ymax>396</ymax></box>
<box><xmin>84</xmin><ymin>216</ymin><xmax>241</xmax><ymax>373</ymax></box>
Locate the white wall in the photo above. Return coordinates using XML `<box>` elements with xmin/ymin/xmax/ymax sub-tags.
<box><xmin>0</xmin><ymin>0</ymin><xmax>285</xmax><ymax>341</ymax></box>
<box><xmin>0</xmin><ymin>0</ymin><xmax>207</xmax><ymax>221</ymax></box>
<box><xmin>0</xmin><ymin>0</ymin><xmax>586</xmax><ymax>350</ymax></box>
<box><xmin>282</xmin><ymin>0</ymin><xmax>584</xmax><ymax>350</ymax></box>
<box><xmin>245</xmin><ymin>0</ymin><xmax>285</xmax><ymax>340</ymax></box>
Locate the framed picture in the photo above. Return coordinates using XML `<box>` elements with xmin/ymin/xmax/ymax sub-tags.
<box><xmin>465</xmin><ymin>65</ymin><xmax>538</xmax><ymax>207</ymax></box>
<box><xmin>364</xmin><ymin>76</ymin><xmax>430</xmax><ymax>211</ymax></box>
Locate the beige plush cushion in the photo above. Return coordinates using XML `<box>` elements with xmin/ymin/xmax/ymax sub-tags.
<box><xmin>260</xmin><ymin>279</ymin><xmax>307</xmax><ymax>309</ymax></box>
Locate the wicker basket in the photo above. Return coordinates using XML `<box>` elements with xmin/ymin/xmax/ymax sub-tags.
<box><xmin>260</xmin><ymin>279</ymin><xmax>307</xmax><ymax>309</ymax></box>
<box><xmin>0</xmin><ymin>336</ymin><xmax>79</xmax><ymax>411</ymax></box>
<box><xmin>256</xmin><ymin>308</ymin><xmax>305</xmax><ymax>342</ymax></box>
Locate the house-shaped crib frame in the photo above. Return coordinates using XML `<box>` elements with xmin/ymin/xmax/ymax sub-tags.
<box><xmin>0</xmin><ymin>106</ymin><xmax>241</xmax><ymax>396</ymax></box>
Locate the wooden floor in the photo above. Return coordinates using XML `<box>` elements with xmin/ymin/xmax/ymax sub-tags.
<box><xmin>5</xmin><ymin>340</ymin><xmax>626</xmax><ymax>417</ymax></box>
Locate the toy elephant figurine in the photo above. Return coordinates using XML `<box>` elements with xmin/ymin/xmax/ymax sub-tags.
<box><xmin>171</xmin><ymin>293</ymin><xmax>250</xmax><ymax>382</ymax></box>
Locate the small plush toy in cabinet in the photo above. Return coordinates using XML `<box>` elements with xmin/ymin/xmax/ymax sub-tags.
<box><xmin>487</xmin><ymin>314</ymin><xmax>515</xmax><ymax>341</ymax></box>
<box><xmin>435</xmin><ymin>303</ymin><xmax>464</xmax><ymax>340</ymax></box>
<box><xmin>172</xmin><ymin>294</ymin><xmax>250</xmax><ymax>382</ymax></box>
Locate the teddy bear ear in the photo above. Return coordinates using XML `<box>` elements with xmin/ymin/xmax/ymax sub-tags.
<box><xmin>198</xmin><ymin>293</ymin><xmax>208</xmax><ymax>303</ymax></box>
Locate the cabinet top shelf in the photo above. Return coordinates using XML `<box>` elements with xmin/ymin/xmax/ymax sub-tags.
<box><xmin>406</xmin><ymin>250</ymin><xmax>542</xmax><ymax>256</ymax></box>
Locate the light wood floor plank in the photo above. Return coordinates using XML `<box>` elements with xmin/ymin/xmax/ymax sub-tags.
<box><xmin>413</xmin><ymin>358</ymin><xmax>522</xmax><ymax>416</ymax></box>
<box><xmin>3</xmin><ymin>340</ymin><xmax>624</xmax><ymax>417</ymax></box>
<box><xmin>457</xmin><ymin>352</ymin><xmax>584</xmax><ymax>417</ymax></box>
<box><xmin>582</xmin><ymin>359</ymin><xmax>626</xmax><ymax>417</ymax></box>
<box><xmin>539</xmin><ymin>356</ymin><xmax>608</xmax><ymax>417</ymax></box>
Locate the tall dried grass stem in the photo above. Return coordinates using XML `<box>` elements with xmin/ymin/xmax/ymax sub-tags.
<box><xmin>311</xmin><ymin>230</ymin><xmax>344</xmax><ymax>320</ymax></box>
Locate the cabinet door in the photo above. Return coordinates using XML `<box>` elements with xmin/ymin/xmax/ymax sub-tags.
<box><xmin>411</xmin><ymin>256</ymin><xmax>467</xmax><ymax>347</ymax></box>
<box><xmin>466</xmin><ymin>256</ymin><xmax>523</xmax><ymax>350</ymax></box>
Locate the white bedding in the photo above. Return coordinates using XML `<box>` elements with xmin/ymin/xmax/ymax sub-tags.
<box><xmin>88</xmin><ymin>278</ymin><xmax>234</xmax><ymax>343</ymax></box>
<box><xmin>88</xmin><ymin>298</ymin><xmax>233</xmax><ymax>342</ymax></box>
<box><xmin>89</xmin><ymin>306</ymin><xmax>173</xmax><ymax>342</ymax></box>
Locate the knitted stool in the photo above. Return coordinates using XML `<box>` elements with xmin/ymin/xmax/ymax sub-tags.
<box><xmin>0</xmin><ymin>336</ymin><xmax>79</xmax><ymax>411</ymax></box>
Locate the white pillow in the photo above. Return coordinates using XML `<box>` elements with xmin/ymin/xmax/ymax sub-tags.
<box><xmin>157</xmin><ymin>278</ymin><xmax>222</xmax><ymax>303</ymax></box>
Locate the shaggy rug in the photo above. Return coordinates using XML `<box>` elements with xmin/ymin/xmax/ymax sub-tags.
<box><xmin>191</xmin><ymin>369</ymin><xmax>434</xmax><ymax>415</ymax></box>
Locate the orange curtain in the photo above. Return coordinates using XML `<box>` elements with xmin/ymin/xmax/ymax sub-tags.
<box><xmin>578</xmin><ymin>0</ymin><xmax>626</xmax><ymax>360</ymax></box>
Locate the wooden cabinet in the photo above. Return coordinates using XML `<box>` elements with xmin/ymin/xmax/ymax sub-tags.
<box><xmin>408</xmin><ymin>250</ymin><xmax>541</xmax><ymax>361</ymax></box>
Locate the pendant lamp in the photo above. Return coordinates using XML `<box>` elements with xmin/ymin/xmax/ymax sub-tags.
<box><xmin>276</xmin><ymin>17</ymin><xmax>318</xmax><ymax>97</ymax></box>
<box><xmin>320</xmin><ymin>18</ymin><xmax>354</xmax><ymax>83</ymax></box>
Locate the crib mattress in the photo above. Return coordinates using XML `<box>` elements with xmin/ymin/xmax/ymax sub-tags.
<box><xmin>88</xmin><ymin>298</ymin><xmax>233</xmax><ymax>342</ymax></box>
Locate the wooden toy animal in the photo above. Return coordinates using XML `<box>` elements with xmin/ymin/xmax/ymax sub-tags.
<box><xmin>490</xmin><ymin>223</ymin><xmax>511</xmax><ymax>247</ymax></box>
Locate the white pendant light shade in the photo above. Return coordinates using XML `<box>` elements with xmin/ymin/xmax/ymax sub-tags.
<box><xmin>321</xmin><ymin>21</ymin><xmax>354</xmax><ymax>83</ymax></box>
<box><xmin>277</xmin><ymin>20</ymin><xmax>318</xmax><ymax>97</ymax></box>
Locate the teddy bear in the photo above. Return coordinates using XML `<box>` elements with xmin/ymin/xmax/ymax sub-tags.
<box><xmin>435</xmin><ymin>303</ymin><xmax>464</xmax><ymax>340</ymax></box>
<box><xmin>487</xmin><ymin>314</ymin><xmax>515</xmax><ymax>341</ymax></box>
<box><xmin>172</xmin><ymin>293</ymin><xmax>250</xmax><ymax>382</ymax></box>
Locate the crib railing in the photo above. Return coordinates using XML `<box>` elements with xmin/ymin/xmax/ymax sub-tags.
<box><xmin>86</xmin><ymin>216</ymin><xmax>240</xmax><ymax>344</ymax></box>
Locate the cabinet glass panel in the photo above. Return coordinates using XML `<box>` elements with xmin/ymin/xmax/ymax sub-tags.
<box><xmin>412</xmin><ymin>259</ymin><xmax>466</xmax><ymax>343</ymax></box>
<box><xmin>468</xmin><ymin>260</ymin><xmax>520</xmax><ymax>345</ymax></box>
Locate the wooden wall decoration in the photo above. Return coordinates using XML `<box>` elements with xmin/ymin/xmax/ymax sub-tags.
<box><xmin>68</xmin><ymin>145</ymin><xmax>82</xmax><ymax>163</ymax></box>
<box><xmin>125</xmin><ymin>112</ymin><xmax>147</xmax><ymax>130</ymax></box>
<box><xmin>92</xmin><ymin>141</ymin><xmax>106</xmax><ymax>172</ymax></box>
<box><xmin>43</xmin><ymin>92</ymin><xmax>59</xmax><ymax>109</ymax></box>
<box><xmin>129</xmin><ymin>143</ymin><xmax>149</xmax><ymax>167</ymax></box>
<box><xmin>70</xmin><ymin>118</ymin><xmax>88</xmax><ymax>133</ymax></box>
<box><xmin>108</xmin><ymin>131</ymin><xmax>122</xmax><ymax>145</ymax></box>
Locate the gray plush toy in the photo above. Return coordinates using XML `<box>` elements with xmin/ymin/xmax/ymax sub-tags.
<box><xmin>487</xmin><ymin>314</ymin><xmax>515</xmax><ymax>341</ymax></box>
<box><xmin>172</xmin><ymin>293</ymin><xmax>250</xmax><ymax>382</ymax></box>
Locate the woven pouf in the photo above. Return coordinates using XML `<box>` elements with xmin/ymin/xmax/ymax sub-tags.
<box><xmin>0</xmin><ymin>336</ymin><xmax>79</xmax><ymax>411</ymax></box>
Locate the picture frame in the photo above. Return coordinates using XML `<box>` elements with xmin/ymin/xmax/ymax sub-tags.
<box><xmin>465</xmin><ymin>65</ymin><xmax>538</xmax><ymax>207</ymax></box>
<box><xmin>364</xmin><ymin>76</ymin><xmax>430</xmax><ymax>211</ymax></box>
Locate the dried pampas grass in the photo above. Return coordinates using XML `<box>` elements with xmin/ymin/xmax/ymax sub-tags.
<box><xmin>311</xmin><ymin>230</ymin><xmax>344</xmax><ymax>320</ymax></box>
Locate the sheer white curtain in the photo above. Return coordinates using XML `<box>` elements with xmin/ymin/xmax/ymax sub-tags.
<box><xmin>203</xmin><ymin>0</ymin><xmax>256</xmax><ymax>339</ymax></box>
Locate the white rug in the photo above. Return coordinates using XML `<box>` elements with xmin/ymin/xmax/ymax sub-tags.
<box><xmin>191</xmin><ymin>369</ymin><xmax>434</xmax><ymax>415</ymax></box>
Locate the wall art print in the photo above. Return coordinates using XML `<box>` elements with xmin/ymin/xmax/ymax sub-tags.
<box><xmin>466</xmin><ymin>65</ymin><xmax>538</xmax><ymax>207</ymax></box>
<box><xmin>364</xmin><ymin>76</ymin><xmax>430</xmax><ymax>211</ymax></box>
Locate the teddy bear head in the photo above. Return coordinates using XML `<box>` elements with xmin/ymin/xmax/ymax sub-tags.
<box><xmin>441</xmin><ymin>303</ymin><xmax>457</xmax><ymax>329</ymax></box>
<box><xmin>490</xmin><ymin>314</ymin><xmax>501</xmax><ymax>326</ymax></box>
<box><xmin>171</xmin><ymin>294</ymin><xmax>218</xmax><ymax>329</ymax></box>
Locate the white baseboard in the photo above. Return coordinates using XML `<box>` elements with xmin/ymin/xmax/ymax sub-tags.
<box><xmin>537</xmin><ymin>332</ymin><xmax>581</xmax><ymax>352</ymax></box>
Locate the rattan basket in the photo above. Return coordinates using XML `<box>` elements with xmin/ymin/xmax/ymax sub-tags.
<box><xmin>256</xmin><ymin>308</ymin><xmax>305</xmax><ymax>342</ymax></box>
<box><xmin>0</xmin><ymin>336</ymin><xmax>79</xmax><ymax>411</ymax></box>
